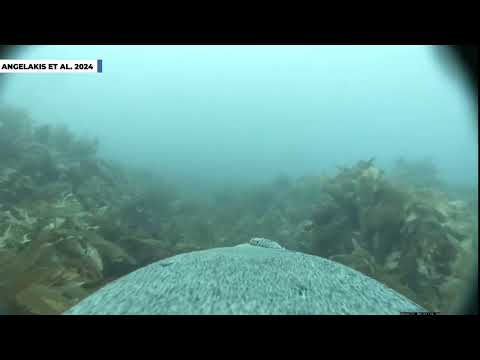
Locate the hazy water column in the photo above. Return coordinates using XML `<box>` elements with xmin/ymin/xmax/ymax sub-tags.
<box><xmin>3</xmin><ymin>45</ymin><xmax>477</xmax><ymax>186</ymax></box>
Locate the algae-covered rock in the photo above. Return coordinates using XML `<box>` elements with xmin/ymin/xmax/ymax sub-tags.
<box><xmin>309</xmin><ymin>159</ymin><xmax>477</xmax><ymax>312</ymax></box>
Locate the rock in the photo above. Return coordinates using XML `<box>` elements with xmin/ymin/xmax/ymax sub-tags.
<box><xmin>64</xmin><ymin>242</ymin><xmax>426</xmax><ymax>315</ymax></box>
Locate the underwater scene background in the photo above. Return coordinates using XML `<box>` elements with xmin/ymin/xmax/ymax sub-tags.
<box><xmin>0</xmin><ymin>45</ymin><xmax>477</xmax><ymax>314</ymax></box>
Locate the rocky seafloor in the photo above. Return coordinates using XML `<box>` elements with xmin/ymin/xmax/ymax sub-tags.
<box><xmin>0</xmin><ymin>105</ymin><xmax>477</xmax><ymax>314</ymax></box>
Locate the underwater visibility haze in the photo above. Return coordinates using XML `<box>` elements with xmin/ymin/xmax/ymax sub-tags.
<box><xmin>0</xmin><ymin>45</ymin><xmax>477</xmax><ymax>314</ymax></box>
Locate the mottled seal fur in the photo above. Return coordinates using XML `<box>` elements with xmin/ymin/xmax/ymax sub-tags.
<box><xmin>65</xmin><ymin>239</ymin><xmax>426</xmax><ymax>315</ymax></box>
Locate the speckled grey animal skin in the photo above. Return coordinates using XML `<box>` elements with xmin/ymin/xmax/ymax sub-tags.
<box><xmin>64</xmin><ymin>238</ymin><xmax>427</xmax><ymax>315</ymax></box>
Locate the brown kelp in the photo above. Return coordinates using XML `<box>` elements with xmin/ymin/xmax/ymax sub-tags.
<box><xmin>309</xmin><ymin>159</ymin><xmax>477</xmax><ymax>312</ymax></box>
<box><xmin>0</xmin><ymin>106</ymin><xmax>476</xmax><ymax>314</ymax></box>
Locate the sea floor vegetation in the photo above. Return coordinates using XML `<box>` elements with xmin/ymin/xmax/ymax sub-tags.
<box><xmin>0</xmin><ymin>106</ymin><xmax>477</xmax><ymax>314</ymax></box>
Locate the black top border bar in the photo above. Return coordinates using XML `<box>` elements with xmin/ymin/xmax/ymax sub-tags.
<box><xmin>0</xmin><ymin>27</ymin><xmax>477</xmax><ymax>45</ymax></box>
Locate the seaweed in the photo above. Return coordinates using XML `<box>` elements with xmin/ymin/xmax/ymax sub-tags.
<box><xmin>0</xmin><ymin>105</ymin><xmax>476</xmax><ymax>314</ymax></box>
<box><xmin>309</xmin><ymin>159</ymin><xmax>477</xmax><ymax>312</ymax></box>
